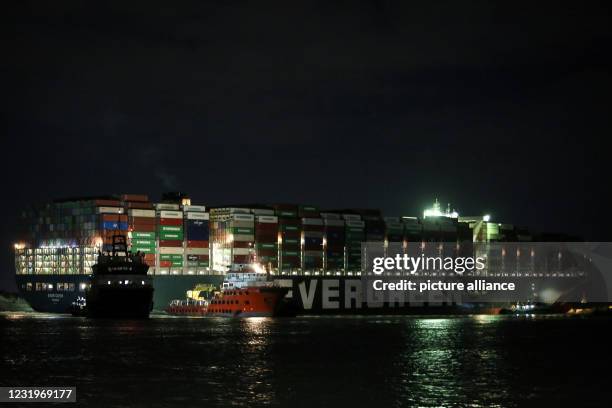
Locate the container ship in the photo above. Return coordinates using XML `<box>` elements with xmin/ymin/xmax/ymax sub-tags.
<box><xmin>14</xmin><ymin>195</ymin><xmax>586</xmax><ymax>315</ymax></box>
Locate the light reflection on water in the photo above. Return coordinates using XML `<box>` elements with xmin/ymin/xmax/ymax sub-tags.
<box><xmin>0</xmin><ymin>313</ymin><xmax>609</xmax><ymax>407</ymax></box>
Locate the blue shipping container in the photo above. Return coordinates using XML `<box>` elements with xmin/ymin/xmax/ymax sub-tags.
<box><xmin>185</xmin><ymin>219</ymin><xmax>209</xmax><ymax>241</ymax></box>
<box><xmin>101</xmin><ymin>221</ymin><xmax>128</xmax><ymax>230</ymax></box>
<box><xmin>304</xmin><ymin>237</ymin><xmax>323</xmax><ymax>246</ymax></box>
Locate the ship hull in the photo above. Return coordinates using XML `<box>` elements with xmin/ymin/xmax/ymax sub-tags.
<box><xmin>207</xmin><ymin>286</ymin><xmax>289</xmax><ymax>317</ymax></box>
<box><xmin>15</xmin><ymin>274</ymin><xmax>583</xmax><ymax>315</ymax></box>
<box><xmin>85</xmin><ymin>285</ymin><xmax>154</xmax><ymax>318</ymax></box>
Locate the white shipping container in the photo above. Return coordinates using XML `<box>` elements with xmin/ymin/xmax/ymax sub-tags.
<box><xmin>232</xmin><ymin>214</ymin><xmax>254</xmax><ymax>221</ymax></box>
<box><xmin>186</xmin><ymin>248</ymin><xmax>209</xmax><ymax>255</ymax></box>
<box><xmin>159</xmin><ymin>247</ymin><xmax>184</xmax><ymax>254</ymax></box>
<box><xmin>232</xmin><ymin>248</ymin><xmax>251</xmax><ymax>256</ymax></box>
<box><xmin>128</xmin><ymin>209</ymin><xmax>156</xmax><ymax>217</ymax></box>
<box><xmin>256</xmin><ymin>215</ymin><xmax>278</xmax><ymax>223</ymax></box>
<box><xmin>155</xmin><ymin>203</ymin><xmax>180</xmax><ymax>210</ymax></box>
<box><xmin>228</xmin><ymin>208</ymin><xmax>250</xmax><ymax>214</ymax></box>
<box><xmin>342</xmin><ymin>214</ymin><xmax>361</xmax><ymax>221</ymax></box>
<box><xmin>231</xmin><ymin>220</ymin><xmax>254</xmax><ymax>228</ymax></box>
<box><xmin>320</xmin><ymin>213</ymin><xmax>341</xmax><ymax>220</ymax></box>
<box><xmin>96</xmin><ymin>207</ymin><xmax>125</xmax><ymax>214</ymax></box>
<box><xmin>186</xmin><ymin>212</ymin><xmax>209</xmax><ymax>220</ymax></box>
<box><xmin>252</xmin><ymin>208</ymin><xmax>275</xmax><ymax>216</ymax></box>
<box><xmin>302</xmin><ymin>218</ymin><xmax>323</xmax><ymax>226</ymax></box>
<box><xmin>183</xmin><ymin>205</ymin><xmax>206</xmax><ymax>212</ymax></box>
<box><xmin>159</xmin><ymin>210</ymin><xmax>183</xmax><ymax>219</ymax></box>
<box><xmin>323</xmin><ymin>219</ymin><xmax>344</xmax><ymax>227</ymax></box>
<box><xmin>233</xmin><ymin>234</ymin><xmax>255</xmax><ymax>242</ymax></box>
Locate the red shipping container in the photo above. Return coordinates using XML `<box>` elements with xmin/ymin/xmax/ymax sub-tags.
<box><xmin>121</xmin><ymin>194</ymin><xmax>149</xmax><ymax>202</ymax></box>
<box><xmin>159</xmin><ymin>240</ymin><xmax>182</xmax><ymax>247</ymax></box>
<box><xmin>187</xmin><ymin>240</ymin><xmax>209</xmax><ymax>248</ymax></box>
<box><xmin>144</xmin><ymin>260</ymin><xmax>155</xmax><ymax>267</ymax></box>
<box><xmin>159</xmin><ymin>260</ymin><xmax>172</xmax><ymax>268</ymax></box>
<box><xmin>143</xmin><ymin>254</ymin><xmax>156</xmax><ymax>261</ymax></box>
<box><xmin>233</xmin><ymin>241</ymin><xmax>254</xmax><ymax>248</ymax></box>
<box><xmin>232</xmin><ymin>255</ymin><xmax>250</xmax><ymax>263</ymax></box>
<box><xmin>255</xmin><ymin>223</ymin><xmax>278</xmax><ymax>231</ymax></box>
<box><xmin>129</xmin><ymin>217</ymin><xmax>156</xmax><ymax>225</ymax></box>
<box><xmin>94</xmin><ymin>199</ymin><xmax>122</xmax><ymax>207</ymax></box>
<box><xmin>159</xmin><ymin>218</ymin><xmax>182</xmax><ymax>226</ymax></box>
<box><xmin>101</xmin><ymin>214</ymin><xmax>120</xmax><ymax>222</ymax></box>
<box><xmin>130</xmin><ymin>224</ymin><xmax>156</xmax><ymax>232</ymax></box>
<box><xmin>127</xmin><ymin>202</ymin><xmax>154</xmax><ymax>209</ymax></box>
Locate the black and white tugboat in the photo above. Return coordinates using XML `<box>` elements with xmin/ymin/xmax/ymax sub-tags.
<box><xmin>71</xmin><ymin>235</ymin><xmax>154</xmax><ymax>318</ymax></box>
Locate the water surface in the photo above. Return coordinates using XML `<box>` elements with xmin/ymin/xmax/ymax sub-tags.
<box><xmin>1</xmin><ymin>313</ymin><xmax>609</xmax><ymax>407</ymax></box>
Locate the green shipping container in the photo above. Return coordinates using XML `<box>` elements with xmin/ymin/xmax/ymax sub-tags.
<box><xmin>132</xmin><ymin>231</ymin><xmax>156</xmax><ymax>239</ymax></box>
<box><xmin>171</xmin><ymin>261</ymin><xmax>183</xmax><ymax>267</ymax></box>
<box><xmin>259</xmin><ymin>256</ymin><xmax>278</xmax><ymax>262</ymax></box>
<box><xmin>232</xmin><ymin>227</ymin><xmax>254</xmax><ymax>235</ymax></box>
<box><xmin>280</xmin><ymin>225</ymin><xmax>299</xmax><ymax>232</ymax></box>
<box><xmin>282</xmin><ymin>238</ymin><xmax>299</xmax><ymax>245</ymax></box>
<box><xmin>198</xmin><ymin>261</ymin><xmax>209</xmax><ymax>267</ymax></box>
<box><xmin>131</xmin><ymin>246</ymin><xmax>155</xmax><ymax>254</ymax></box>
<box><xmin>161</xmin><ymin>254</ymin><xmax>183</xmax><ymax>261</ymax></box>
<box><xmin>257</xmin><ymin>242</ymin><xmax>278</xmax><ymax>250</ymax></box>
<box><xmin>281</xmin><ymin>250</ymin><xmax>299</xmax><ymax>257</ymax></box>
<box><xmin>131</xmin><ymin>239</ymin><xmax>155</xmax><ymax>247</ymax></box>
<box><xmin>159</xmin><ymin>225</ymin><xmax>183</xmax><ymax>233</ymax></box>
<box><xmin>159</xmin><ymin>232</ymin><xmax>184</xmax><ymax>240</ymax></box>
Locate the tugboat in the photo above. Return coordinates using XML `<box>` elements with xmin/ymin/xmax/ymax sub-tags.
<box><xmin>70</xmin><ymin>235</ymin><xmax>154</xmax><ymax>318</ymax></box>
<box><xmin>206</xmin><ymin>264</ymin><xmax>292</xmax><ymax>317</ymax></box>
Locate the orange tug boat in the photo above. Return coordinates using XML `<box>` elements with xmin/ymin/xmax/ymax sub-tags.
<box><xmin>166</xmin><ymin>266</ymin><xmax>290</xmax><ymax>317</ymax></box>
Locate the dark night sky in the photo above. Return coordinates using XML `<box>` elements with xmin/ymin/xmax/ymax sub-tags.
<box><xmin>1</xmin><ymin>1</ymin><xmax>611</xmax><ymax>291</ymax></box>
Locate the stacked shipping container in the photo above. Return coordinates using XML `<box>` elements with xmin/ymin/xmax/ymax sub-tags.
<box><xmin>322</xmin><ymin>213</ymin><xmax>345</xmax><ymax>272</ymax></box>
<box><xmin>184</xmin><ymin>206</ymin><xmax>210</xmax><ymax>272</ymax></box>
<box><xmin>302</xmin><ymin>217</ymin><xmax>323</xmax><ymax>271</ymax></box>
<box><xmin>254</xmin><ymin>213</ymin><xmax>279</xmax><ymax>270</ymax></box>
<box><xmin>156</xmin><ymin>207</ymin><xmax>184</xmax><ymax>272</ymax></box>
<box><xmin>275</xmin><ymin>205</ymin><xmax>301</xmax><ymax>272</ymax></box>
<box><xmin>343</xmin><ymin>215</ymin><xmax>364</xmax><ymax>272</ymax></box>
